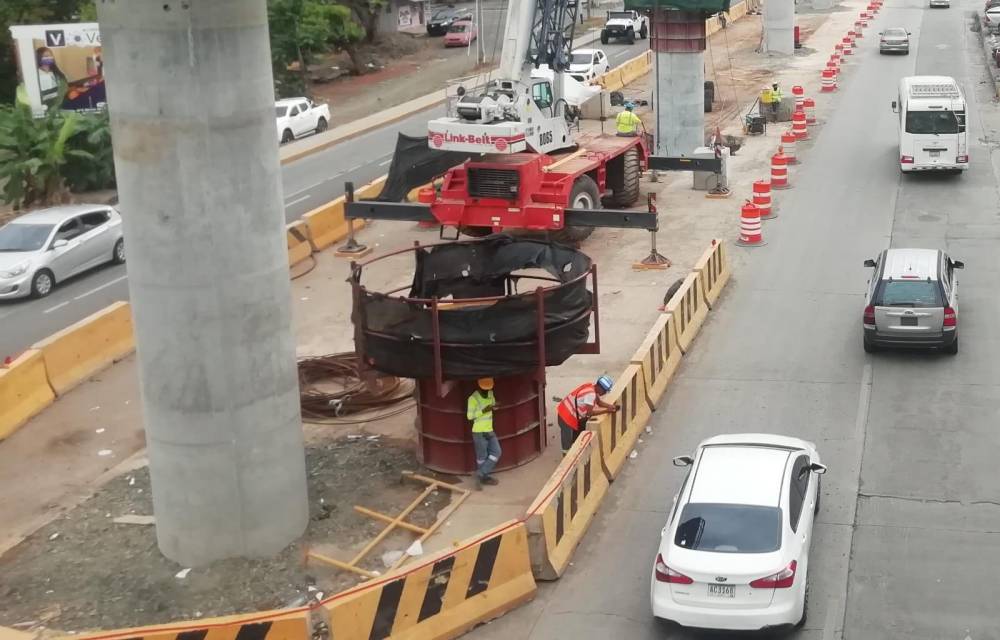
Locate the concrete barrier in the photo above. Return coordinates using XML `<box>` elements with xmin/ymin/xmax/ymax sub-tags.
<box><xmin>706</xmin><ymin>0</ymin><xmax>749</xmax><ymax>37</ymax></box>
<box><xmin>524</xmin><ymin>430</ymin><xmax>609</xmax><ymax>580</ymax></box>
<box><xmin>286</xmin><ymin>220</ymin><xmax>314</xmax><ymax>267</ymax></box>
<box><xmin>33</xmin><ymin>301</ymin><xmax>134</xmax><ymax>396</ymax></box>
<box><xmin>322</xmin><ymin>520</ymin><xmax>535</xmax><ymax>640</ymax></box>
<box><xmin>67</xmin><ymin>608</ymin><xmax>310</xmax><ymax>640</ymax></box>
<box><xmin>590</xmin><ymin>363</ymin><xmax>652</xmax><ymax>481</ymax></box>
<box><xmin>630</xmin><ymin>313</ymin><xmax>683</xmax><ymax>408</ymax></box>
<box><xmin>664</xmin><ymin>272</ymin><xmax>709</xmax><ymax>354</ymax></box>
<box><xmin>691</xmin><ymin>239</ymin><xmax>731</xmax><ymax>308</ymax></box>
<box><xmin>0</xmin><ymin>350</ymin><xmax>55</xmax><ymax>441</ymax></box>
<box><xmin>302</xmin><ymin>176</ymin><xmax>386</xmax><ymax>252</ymax></box>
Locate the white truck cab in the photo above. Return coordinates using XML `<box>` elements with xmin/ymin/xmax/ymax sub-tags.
<box><xmin>601</xmin><ymin>10</ymin><xmax>649</xmax><ymax>44</ymax></box>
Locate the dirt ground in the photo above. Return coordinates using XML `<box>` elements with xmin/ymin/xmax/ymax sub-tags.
<box><xmin>0</xmin><ymin>430</ymin><xmax>452</xmax><ymax>633</ymax></box>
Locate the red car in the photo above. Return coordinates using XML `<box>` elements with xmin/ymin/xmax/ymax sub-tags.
<box><xmin>444</xmin><ymin>20</ymin><xmax>477</xmax><ymax>47</ymax></box>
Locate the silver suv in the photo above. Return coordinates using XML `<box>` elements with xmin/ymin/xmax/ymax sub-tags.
<box><xmin>862</xmin><ymin>248</ymin><xmax>963</xmax><ymax>354</ymax></box>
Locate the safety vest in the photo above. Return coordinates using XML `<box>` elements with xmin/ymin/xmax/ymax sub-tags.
<box><xmin>556</xmin><ymin>383</ymin><xmax>598</xmax><ymax>430</ymax></box>
<box><xmin>467</xmin><ymin>390</ymin><xmax>495</xmax><ymax>433</ymax></box>
<box><xmin>772</xmin><ymin>89</ymin><xmax>783</xmax><ymax>104</ymax></box>
<box><xmin>616</xmin><ymin>110</ymin><xmax>641</xmax><ymax>134</ymax></box>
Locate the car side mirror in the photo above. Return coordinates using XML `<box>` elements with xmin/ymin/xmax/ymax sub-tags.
<box><xmin>907</xmin><ymin>31</ymin><xmax>911</xmax><ymax>35</ymax></box>
<box><xmin>879</xmin><ymin>31</ymin><xmax>884</xmax><ymax>35</ymax></box>
<box><xmin>810</xmin><ymin>463</ymin><xmax>828</xmax><ymax>475</ymax></box>
<box><xmin>864</xmin><ymin>258</ymin><xmax>876</xmax><ymax>268</ymax></box>
<box><xmin>891</xmin><ymin>100</ymin><xmax>898</xmax><ymax>113</ymax></box>
<box><xmin>52</xmin><ymin>239</ymin><xmax>68</xmax><ymax>250</ymax></box>
<box><xmin>952</xmin><ymin>260</ymin><xmax>965</xmax><ymax>269</ymax></box>
<box><xmin>672</xmin><ymin>455</ymin><xmax>693</xmax><ymax>467</ymax></box>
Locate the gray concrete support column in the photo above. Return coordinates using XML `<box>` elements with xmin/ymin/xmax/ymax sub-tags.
<box><xmin>764</xmin><ymin>0</ymin><xmax>795</xmax><ymax>55</ymax></box>
<box><xmin>650</xmin><ymin>9</ymin><xmax>706</xmax><ymax>157</ymax></box>
<box><xmin>97</xmin><ymin>0</ymin><xmax>309</xmax><ymax>566</ymax></box>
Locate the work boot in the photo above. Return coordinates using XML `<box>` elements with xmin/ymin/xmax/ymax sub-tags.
<box><xmin>482</xmin><ymin>475</ymin><xmax>499</xmax><ymax>486</ymax></box>
<box><xmin>475</xmin><ymin>475</ymin><xmax>484</xmax><ymax>491</ymax></box>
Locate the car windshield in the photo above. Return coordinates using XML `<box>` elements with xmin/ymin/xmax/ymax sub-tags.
<box><xmin>433</xmin><ymin>9</ymin><xmax>455</xmax><ymax>19</ymax></box>
<box><xmin>906</xmin><ymin>110</ymin><xmax>959</xmax><ymax>134</ymax></box>
<box><xmin>570</xmin><ymin>53</ymin><xmax>593</xmax><ymax>65</ymax></box>
<box><xmin>875</xmin><ymin>279</ymin><xmax>943</xmax><ymax>307</ymax></box>
<box><xmin>449</xmin><ymin>23</ymin><xmax>468</xmax><ymax>32</ymax></box>
<box><xmin>275</xmin><ymin>106</ymin><xmax>287</xmax><ymax>117</ymax></box>
<box><xmin>0</xmin><ymin>223</ymin><xmax>54</xmax><ymax>252</ymax></box>
<box><xmin>674</xmin><ymin>503</ymin><xmax>782</xmax><ymax>553</ymax></box>
<box><xmin>884</xmin><ymin>28</ymin><xmax>907</xmax><ymax>37</ymax></box>
<box><xmin>609</xmin><ymin>11</ymin><xmax>631</xmax><ymax>19</ymax></box>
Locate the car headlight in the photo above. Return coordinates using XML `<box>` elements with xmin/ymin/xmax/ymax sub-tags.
<box><xmin>0</xmin><ymin>262</ymin><xmax>29</xmax><ymax>278</ymax></box>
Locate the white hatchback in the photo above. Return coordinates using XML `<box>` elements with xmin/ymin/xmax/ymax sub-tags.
<box><xmin>650</xmin><ymin>434</ymin><xmax>826</xmax><ymax>631</ymax></box>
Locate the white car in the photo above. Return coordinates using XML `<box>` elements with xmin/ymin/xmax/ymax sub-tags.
<box><xmin>986</xmin><ymin>6</ymin><xmax>1000</xmax><ymax>28</ymax></box>
<box><xmin>276</xmin><ymin>98</ymin><xmax>331</xmax><ymax>144</ymax></box>
<box><xmin>601</xmin><ymin>10</ymin><xmax>649</xmax><ymax>44</ymax></box>
<box><xmin>568</xmin><ymin>49</ymin><xmax>611</xmax><ymax>83</ymax></box>
<box><xmin>651</xmin><ymin>434</ymin><xmax>826</xmax><ymax>632</ymax></box>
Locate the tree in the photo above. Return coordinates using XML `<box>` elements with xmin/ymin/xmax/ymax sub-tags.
<box><xmin>342</xmin><ymin>0</ymin><xmax>387</xmax><ymax>43</ymax></box>
<box><xmin>267</xmin><ymin>0</ymin><xmax>364</xmax><ymax>98</ymax></box>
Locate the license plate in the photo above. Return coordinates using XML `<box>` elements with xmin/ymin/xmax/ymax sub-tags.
<box><xmin>930</xmin><ymin>150</ymin><xmax>941</xmax><ymax>158</ymax></box>
<box><xmin>708</xmin><ymin>584</ymin><xmax>735</xmax><ymax>598</ymax></box>
<box><xmin>901</xmin><ymin>316</ymin><xmax>918</xmax><ymax>326</ymax></box>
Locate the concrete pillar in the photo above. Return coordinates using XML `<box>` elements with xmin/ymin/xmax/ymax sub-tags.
<box><xmin>764</xmin><ymin>0</ymin><xmax>795</xmax><ymax>55</ymax></box>
<box><xmin>651</xmin><ymin>9</ymin><xmax>706</xmax><ymax>157</ymax></box>
<box><xmin>811</xmin><ymin>0</ymin><xmax>834</xmax><ymax>10</ymax></box>
<box><xmin>97</xmin><ymin>0</ymin><xmax>309</xmax><ymax>566</ymax></box>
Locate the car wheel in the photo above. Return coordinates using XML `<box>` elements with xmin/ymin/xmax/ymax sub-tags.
<box><xmin>796</xmin><ymin>585</ymin><xmax>809</xmax><ymax>628</ymax></box>
<box><xmin>552</xmin><ymin>175</ymin><xmax>599</xmax><ymax>244</ymax></box>
<box><xmin>281</xmin><ymin>129</ymin><xmax>294</xmax><ymax>144</ymax></box>
<box><xmin>600</xmin><ymin>30</ymin><xmax>609</xmax><ymax>45</ymax></box>
<box><xmin>626</xmin><ymin>27</ymin><xmax>635</xmax><ymax>44</ymax></box>
<box><xmin>944</xmin><ymin>335</ymin><xmax>958</xmax><ymax>355</ymax></box>
<box><xmin>112</xmin><ymin>238</ymin><xmax>126</xmax><ymax>265</ymax></box>
<box><xmin>315</xmin><ymin>117</ymin><xmax>328</xmax><ymax>133</ymax></box>
<box><xmin>31</xmin><ymin>269</ymin><xmax>54</xmax><ymax>299</ymax></box>
<box><xmin>640</xmin><ymin>23</ymin><xmax>648</xmax><ymax>38</ymax></box>
<box><xmin>863</xmin><ymin>336</ymin><xmax>878</xmax><ymax>353</ymax></box>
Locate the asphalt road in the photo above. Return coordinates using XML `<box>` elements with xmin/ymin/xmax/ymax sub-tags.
<box><xmin>472</xmin><ymin>2</ymin><xmax>1000</xmax><ymax>639</ymax></box>
<box><xmin>0</xmin><ymin>38</ymin><xmax>646</xmax><ymax>360</ymax></box>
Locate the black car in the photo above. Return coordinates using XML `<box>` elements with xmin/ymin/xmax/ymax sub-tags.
<box><xmin>427</xmin><ymin>7</ymin><xmax>475</xmax><ymax>36</ymax></box>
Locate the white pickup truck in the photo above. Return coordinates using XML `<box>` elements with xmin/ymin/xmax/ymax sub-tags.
<box><xmin>600</xmin><ymin>10</ymin><xmax>648</xmax><ymax>44</ymax></box>
<box><xmin>276</xmin><ymin>97</ymin><xmax>331</xmax><ymax>144</ymax></box>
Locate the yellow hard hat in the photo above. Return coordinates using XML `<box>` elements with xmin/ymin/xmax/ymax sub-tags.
<box><xmin>477</xmin><ymin>377</ymin><xmax>494</xmax><ymax>390</ymax></box>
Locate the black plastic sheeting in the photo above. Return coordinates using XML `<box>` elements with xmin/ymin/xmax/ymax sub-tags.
<box><xmin>375</xmin><ymin>133</ymin><xmax>473</xmax><ymax>202</ymax></box>
<box><xmin>352</xmin><ymin>236</ymin><xmax>594</xmax><ymax>379</ymax></box>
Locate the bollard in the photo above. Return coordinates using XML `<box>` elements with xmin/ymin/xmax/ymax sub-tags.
<box><xmin>753</xmin><ymin>180</ymin><xmax>774</xmax><ymax>220</ymax></box>
<box><xmin>803</xmin><ymin>97</ymin><xmax>817</xmax><ymax>124</ymax></box>
<box><xmin>792</xmin><ymin>106</ymin><xmax>808</xmax><ymax>140</ymax></box>
<box><xmin>821</xmin><ymin>69</ymin><xmax>837</xmax><ymax>92</ymax></box>
<box><xmin>854</xmin><ymin>21</ymin><xmax>864</xmax><ymax>37</ymax></box>
<box><xmin>737</xmin><ymin>200</ymin><xmax>765</xmax><ymax>247</ymax></box>
<box><xmin>792</xmin><ymin>85</ymin><xmax>805</xmax><ymax>111</ymax></box>
<box><xmin>771</xmin><ymin>151</ymin><xmax>791</xmax><ymax>189</ymax></box>
<box><xmin>781</xmin><ymin>131</ymin><xmax>799</xmax><ymax>165</ymax></box>
<box><xmin>842</xmin><ymin>36</ymin><xmax>854</xmax><ymax>55</ymax></box>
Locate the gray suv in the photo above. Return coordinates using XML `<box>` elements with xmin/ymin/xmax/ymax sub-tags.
<box><xmin>862</xmin><ymin>248</ymin><xmax>963</xmax><ymax>354</ymax></box>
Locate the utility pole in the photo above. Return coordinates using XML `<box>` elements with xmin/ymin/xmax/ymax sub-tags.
<box><xmin>477</xmin><ymin>0</ymin><xmax>486</xmax><ymax>64</ymax></box>
<box><xmin>97</xmin><ymin>0</ymin><xmax>309</xmax><ymax>566</ymax></box>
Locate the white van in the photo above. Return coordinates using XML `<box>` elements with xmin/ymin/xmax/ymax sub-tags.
<box><xmin>892</xmin><ymin>76</ymin><xmax>968</xmax><ymax>173</ymax></box>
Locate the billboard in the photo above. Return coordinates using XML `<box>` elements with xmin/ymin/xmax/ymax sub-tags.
<box><xmin>9</xmin><ymin>23</ymin><xmax>105</xmax><ymax>116</ymax></box>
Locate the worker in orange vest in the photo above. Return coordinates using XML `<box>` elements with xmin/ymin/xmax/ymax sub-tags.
<box><xmin>556</xmin><ymin>375</ymin><xmax>619</xmax><ymax>454</ymax></box>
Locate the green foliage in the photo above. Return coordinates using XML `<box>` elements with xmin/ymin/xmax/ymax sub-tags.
<box><xmin>268</xmin><ymin>0</ymin><xmax>364</xmax><ymax>97</ymax></box>
<box><xmin>63</xmin><ymin>109</ymin><xmax>115</xmax><ymax>193</ymax></box>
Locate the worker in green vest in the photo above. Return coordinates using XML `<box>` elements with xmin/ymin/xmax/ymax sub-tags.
<box><xmin>770</xmin><ymin>83</ymin><xmax>782</xmax><ymax>120</ymax></box>
<box><xmin>467</xmin><ymin>378</ymin><xmax>501</xmax><ymax>489</ymax></box>
<box><xmin>615</xmin><ymin>101</ymin><xmax>643</xmax><ymax>137</ymax></box>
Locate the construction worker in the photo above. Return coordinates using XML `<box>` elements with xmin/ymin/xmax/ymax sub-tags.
<box><xmin>760</xmin><ymin>84</ymin><xmax>774</xmax><ymax>121</ymax></box>
<box><xmin>615</xmin><ymin>102</ymin><xmax>643</xmax><ymax>137</ymax></box>
<box><xmin>467</xmin><ymin>378</ymin><xmax>501</xmax><ymax>489</ymax></box>
<box><xmin>770</xmin><ymin>83</ymin><xmax>783</xmax><ymax>120</ymax></box>
<box><xmin>556</xmin><ymin>375</ymin><xmax>619</xmax><ymax>454</ymax></box>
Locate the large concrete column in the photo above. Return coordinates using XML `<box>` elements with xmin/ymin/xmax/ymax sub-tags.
<box><xmin>651</xmin><ymin>9</ymin><xmax>706</xmax><ymax>157</ymax></box>
<box><xmin>764</xmin><ymin>0</ymin><xmax>795</xmax><ymax>55</ymax></box>
<box><xmin>97</xmin><ymin>0</ymin><xmax>309</xmax><ymax>566</ymax></box>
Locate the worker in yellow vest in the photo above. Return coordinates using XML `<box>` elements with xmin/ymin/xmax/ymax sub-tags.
<box><xmin>467</xmin><ymin>378</ymin><xmax>501</xmax><ymax>489</ymax></box>
<box><xmin>615</xmin><ymin>102</ymin><xmax>643</xmax><ymax>137</ymax></box>
<box><xmin>770</xmin><ymin>83</ymin><xmax>783</xmax><ymax>120</ymax></box>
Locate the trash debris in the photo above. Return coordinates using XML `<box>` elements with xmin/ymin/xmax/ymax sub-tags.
<box><xmin>366</xmin><ymin>435</ymin><xmax>381</xmax><ymax>441</ymax></box>
<box><xmin>128</xmin><ymin>476</ymin><xmax>135</xmax><ymax>486</ymax></box>
<box><xmin>175</xmin><ymin>568</ymin><xmax>191</xmax><ymax>579</ymax></box>
<box><xmin>48</xmin><ymin>533</ymin><xmax>59</xmax><ymax>541</ymax></box>
<box><xmin>406</xmin><ymin>540</ymin><xmax>424</xmax><ymax>557</ymax></box>
<box><xmin>97</xmin><ymin>449</ymin><xmax>113</xmax><ymax>457</ymax></box>
<box><xmin>89</xmin><ymin>406</ymin><xmax>100</xmax><ymax>412</ymax></box>
<box><xmin>113</xmin><ymin>515</ymin><xmax>155</xmax><ymax>526</ymax></box>
<box><xmin>645</xmin><ymin>426</ymin><xmax>652</xmax><ymax>434</ymax></box>
<box><xmin>307</xmin><ymin>585</ymin><xmax>318</xmax><ymax>592</ymax></box>
<box><xmin>95</xmin><ymin>428</ymin><xmax>105</xmax><ymax>434</ymax></box>
<box><xmin>347</xmin><ymin>434</ymin><xmax>363</xmax><ymax>440</ymax></box>
<box><xmin>300</xmin><ymin>297</ymin><xmax>309</xmax><ymax>301</ymax></box>
<box><xmin>381</xmin><ymin>550</ymin><xmax>404</xmax><ymax>567</ymax></box>
<box><xmin>638</xmin><ymin>438</ymin><xmax>644</xmax><ymax>444</ymax></box>
<box><xmin>194</xmin><ymin>612</ymin><xmax>203</xmax><ymax>618</ymax></box>
<box><xmin>628</xmin><ymin>450</ymin><xmax>638</xmax><ymax>460</ymax></box>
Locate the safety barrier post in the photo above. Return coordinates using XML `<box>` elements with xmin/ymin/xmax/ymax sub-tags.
<box><xmin>68</xmin><ymin>608</ymin><xmax>311</xmax><ymax>640</ymax></box>
<box><xmin>0</xmin><ymin>350</ymin><xmax>55</xmax><ymax>440</ymax></box>
<box><xmin>630</xmin><ymin>313</ymin><xmax>683</xmax><ymax>407</ymax></box>
<box><xmin>664</xmin><ymin>271</ymin><xmax>709</xmax><ymax>352</ymax></box>
<box><xmin>690</xmin><ymin>239</ymin><xmax>731</xmax><ymax>308</ymax></box>
<box><xmin>590</xmin><ymin>364</ymin><xmax>652</xmax><ymax>480</ymax></box>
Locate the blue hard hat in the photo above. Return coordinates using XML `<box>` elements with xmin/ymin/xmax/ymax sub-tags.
<box><xmin>624</xmin><ymin>101</ymin><xmax>635</xmax><ymax>110</ymax></box>
<box><xmin>596</xmin><ymin>375</ymin><xmax>613</xmax><ymax>394</ymax></box>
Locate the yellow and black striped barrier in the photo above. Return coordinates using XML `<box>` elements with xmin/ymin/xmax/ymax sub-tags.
<box><xmin>664</xmin><ymin>271</ymin><xmax>709</xmax><ymax>353</ymax></box>
<box><xmin>691</xmin><ymin>239</ymin><xmax>730</xmax><ymax>309</ymax></box>
<box><xmin>590</xmin><ymin>364</ymin><xmax>652</xmax><ymax>481</ymax></box>
<box><xmin>630</xmin><ymin>313</ymin><xmax>683</xmax><ymax>408</ymax></box>
<box><xmin>67</xmin><ymin>608</ymin><xmax>310</xmax><ymax>640</ymax></box>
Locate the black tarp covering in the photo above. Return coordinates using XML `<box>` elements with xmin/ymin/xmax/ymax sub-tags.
<box><xmin>375</xmin><ymin>134</ymin><xmax>473</xmax><ymax>202</ymax></box>
<box><xmin>353</xmin><ymin>236</ymin><xmax>594</xmax><ymax>379</ymax></box>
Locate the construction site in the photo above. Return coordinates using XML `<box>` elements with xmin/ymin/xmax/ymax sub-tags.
<box><xmin>0</xmin><ymin>0</ymin><xmax>936</xmax><ymax>637</ymax></box>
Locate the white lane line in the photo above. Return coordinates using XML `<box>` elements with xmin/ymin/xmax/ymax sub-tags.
<box><xmin>73</xmin><ymin>274</ymin><xmax>128</xmax><ymax>301</ymax></box>
<box><xmin>378</xmin><ymin>158</ymin><xmax>393</xmax><ymax>167</ymax></box>
<box><xmin>285</xmin><ymin>194</ymin><xmax>312</xmax><ymax>207</ymax></box>
<box><xmin>43</xmin><ymin>300</ymin><xmax>72</xmax><ymax>314</ymax></box>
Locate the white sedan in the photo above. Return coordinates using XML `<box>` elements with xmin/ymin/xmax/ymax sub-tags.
<box><xmin>568</xmin><ymin>48</ymin><xmax>611</xmax><ymax>83</ymax></box>
<box><xmin>651</xmin><ymin>434</ymin><xmax>826</xmax><ymax>631</ymax></box>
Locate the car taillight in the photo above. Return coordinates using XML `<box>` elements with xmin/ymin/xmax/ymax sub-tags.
<box><xmin>957</xmin><ymin>155</ymin><xmax>969</xmax><ymax>163</ymax></box>
<box><xmin>944</xmin><ymin>306</ymin><xmax>957</xmax><ymax>327</ymax></box>
<box><xmin>654</xmin><ymin>554</ymin><xmax>693</xmax><ymax>584</ymax></box>
<box><xmin>901</xmin><ymin>155</ymin><xmax>914</xmax><ymax>164</ymax></box>
<box><xmin>863</xmin><ymin>304</ymin><xmax>875</xmax><ymax>325</ymax></box>
<box><xmin>750</xmin><ymin>560</ymin><xmax>797</xmax><ymax>589</ymax></box>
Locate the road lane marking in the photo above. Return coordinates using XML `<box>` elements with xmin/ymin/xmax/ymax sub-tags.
<box><xmin>285</xmin><ymin>194</ymin><xmax>311</xmax><ymax>207</ymax></box>
<box><xmin>43</xmin><ymin>301</ymin><xmax>72</xmax><ymax>314</ymax></box>
<box><xmin>73</xmin><ymin>274</ymin><xmax>128</xmax><ymax>301</ymax></box>
<box><xmin>378</xmin><ymin>158</ymin><xmax>393</xmax><ymax>167</ymax></box>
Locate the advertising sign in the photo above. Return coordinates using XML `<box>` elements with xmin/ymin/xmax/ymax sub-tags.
<box><xmin>9</xmin><ymin>23</ymin><xmax>105</xmax><ymax>116</ymax></box>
